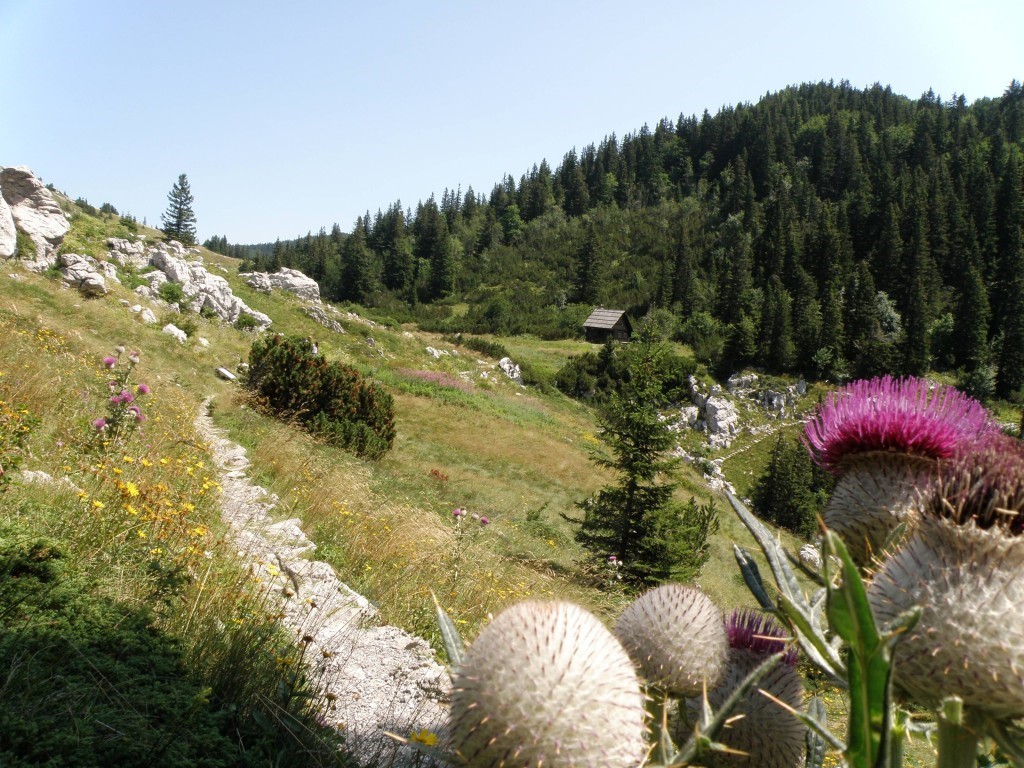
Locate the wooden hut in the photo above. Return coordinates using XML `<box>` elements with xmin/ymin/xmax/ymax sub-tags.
<box><xmin>583</xmin><ymin>308</ymin><xmax>632</xmax><ymax>343</ymax></box>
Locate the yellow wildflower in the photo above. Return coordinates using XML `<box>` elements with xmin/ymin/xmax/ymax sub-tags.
<box><xmin>409</xmin><ymin>730</ymin><xmax>438</xmax><ymax>747</ymax></box>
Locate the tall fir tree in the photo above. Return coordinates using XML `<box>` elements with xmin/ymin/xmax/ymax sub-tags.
<box><xmin>160</xmin><ymin>173</ymin><xmax>197</xmax><ymax>245</ymax></box>
<box><xmin>570</xmin><ymin>326</ymin><xmax>718</xmax><ymax>586</ymax></box>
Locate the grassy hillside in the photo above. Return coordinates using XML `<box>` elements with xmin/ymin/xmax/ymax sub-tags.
<box><xmin>4</xmin><ymin>196</ymin><xmax>950</xmax><ymax>765</ymax></box>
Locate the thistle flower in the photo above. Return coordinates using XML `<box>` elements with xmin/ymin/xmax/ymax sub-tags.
<box><xmin>868</xmin><ymin>437</ymin><xmax>1024</xmax><ymax>718</ymax></box>
<box><xmin>92</xmin><ymin>417</ymin><xmax>107</xmax><ymax>431</ymax></box>
<box><xmin>802</xmin><ymin>376</ymin><xmax>994</xmax><ymax>564</ymax></box>
<box><xmin>137</xmin><ymin>383</ymin><xmax>150</xmax><ymax>395</ymax></box>
<box><xmin>479</xmin><ymin>516</ymin><xmax>490</xmax><ymax>526</ymax></box>
<box><xmin>128</xmin><ymin>351</ymin><xmax>140</xmax><ymax>364</ymax></box>
<box><xmin>614</xmin><ymin>584</ymin><xmax>727</xmax><ymax>697</ymax></box>
<box><xmin>688</xmin><ymin>610</ymin><xmax>805</xmax><ymax>768</ymax></box>
<box><xmin>128</xmin><ymin>405</ymin><xmax>144</xmax><ymax>422</ymax></box>
<box><xmin>119</xmin><ymin>390</ymin><xmax>134</xmax><ymax>404</ymax></box>
<box><xmin>103</xmin><ymin>356</ymin><xmax>117</xmax><ymax>369</ymax></box>
<box><xmin>453</xmin><ymin>508</ymin><xmax>465</xmax><ymax>518</ymax></box>
<box><xmin>450</xmin><ymin>600</ymin><xmax>646</xmax><ymax>768</ymax></box>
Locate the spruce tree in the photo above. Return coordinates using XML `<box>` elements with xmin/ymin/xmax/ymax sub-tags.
<box><xmin>570</xmin><ymin>326</ymin><xmax>718</xmax><ymax>586</ymax></box>
<box><xmin>160</xmin><ymin>174</ymin><xmax>197</xmax><ymax>246</ymax></box>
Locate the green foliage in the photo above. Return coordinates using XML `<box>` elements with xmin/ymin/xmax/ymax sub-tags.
<box><xmin>161</xmin><ymin>173</ymin><xmax>197</xmax><ymax>246</ymax></box>
<box><xmin>569</xmin><ymin>330</ymin><xmax>716</xmax><ymax>586</ymax></box>
<box><xmin>234</xmin><ymin>313</ymin><xmax>261</xmax><ymax>332</ymax></box>
<box><xmin>554</xmin><ymin>339</ymin><xmax>697</xmax><ymax>403</ymax></box>
<box><xmin>14</xmin><ymin>230</ymin><xmax>34</xmax><ymax>260</ymax></box>
<box><xmin>751</xmin><ymin>433</ymin><xmax>833</xmax><ymax>538</ymax></box>
<box><xmin>0</xmin><ymin>400</ymin><xmax>38</xmax><ymax>492</ymax></box>
<box><xmin>245</xmin><ymin>334</ymin><xmax>395</xmax><ymax>459</ymax></box>
<box><xmin>157</xmin><ymin>281</ymin><xmax>185</xmax><ymax>305</ymax></box>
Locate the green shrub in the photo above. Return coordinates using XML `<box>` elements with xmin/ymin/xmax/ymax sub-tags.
<box><xmin>234</xmin><ymin>313</ymin><xmax>261</xmax><ymax>332</ymax></box>
<box><xmin>245</xmin><ymin>335</ymin><xmax>395</xmax><ymax>459</ymax></box>
<box><xmin>14</xmin><ymin>230</ymin><xmax>35</xmax><ymax>260</ymax></box>
<box><xmin>158</xmin><ymin>281</ymin><xmax>185</xmax><ymax>305</ymax></box>
<box><xmin>451</xmin><ymin>334</ymin><xmax>511</xmax><ymax>360</ymax></box>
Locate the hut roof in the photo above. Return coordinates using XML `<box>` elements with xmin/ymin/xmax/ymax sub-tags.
<box><xmin>583</xmin><ymin>308</ymin><xmax>628</xmax><ymax>329</ymax></box>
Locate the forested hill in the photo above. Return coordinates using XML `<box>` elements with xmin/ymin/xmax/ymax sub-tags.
<box><xmin>214</xmin><ymin>79</ymin><xmax>1024</xmax><ymax>396</ymax></box>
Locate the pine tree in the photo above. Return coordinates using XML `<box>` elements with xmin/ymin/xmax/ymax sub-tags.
<box><xmin>570</xmin><ymin>327</ymin><xmax>719</xmax><ymax>586</ymax></box>
<box><xmin>160</xmin><ymin>174</ymin><xmax>197</xmax><ymax>245</ymax></box>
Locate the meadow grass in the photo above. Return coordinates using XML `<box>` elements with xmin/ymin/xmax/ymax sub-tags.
<box><xmin>3</xmin><ymin>201</ymin><xmax>970</xmax><ymax>766</ymax></box>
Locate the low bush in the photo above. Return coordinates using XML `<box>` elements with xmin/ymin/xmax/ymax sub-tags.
<box><xmin>245</xmin><ymin>335</ymin><xmax>395</xmax><ymax>459</ymax></box>
<box><xmin>158</xmin><ymin>282</ymin><xmax>185</xmax><ymax>305</ymax></box>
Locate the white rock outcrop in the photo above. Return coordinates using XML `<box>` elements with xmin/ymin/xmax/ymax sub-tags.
<box><xmin>242</xmin><ymin>267</ymin><xmax>321</xmax><ymax>302</ymax></box>
<box><xmin>705</xmin><ymin>396</ymin><xmax>740</xmax><ymax>449</ymax></box>
<box><xmin>498</xmin><ymin>356</ymin><xmax>523</xmax><ymax>384</ymax></box>
<box><xmin>57</xmin><ymin>253</ymin><xmax>108</xmax><ymax>297</ymax></box>
<box><xmin>149</xmin><ymin>244</ymin><xmax>272</xmax><ymax>329</ymax></box>
<box><xmin>163</xmin><ymin>323</ymin><xmax>188</xmax><ymax>343</ymax></box>
<box><xmin>106</xmin><ymin>237</ymin><xmax>149</xmax><ymax>268</ymax></box>
<box><xmin>0</xmin><ymin>166</ymin><xmax>69</xmax><ymax>268</ymax></box>
<box><xmin>0</xmin><ymin>192</ymin><xmax>15</xmax><ymax>258</ymax></box>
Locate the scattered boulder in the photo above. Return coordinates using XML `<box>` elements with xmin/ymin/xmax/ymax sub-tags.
<box><xmin>163</xmin><ymin>323</ymin><xmax>188</xmax><ymax>344</ymax></box>
<box><xmin>425</xmin><ymin>346</ymin><xmax>448</xmax><ymax>359</ymax></box>
<box><xmin>498</xmin><ymin>356</ymin><xmax>522</xmax><ymax>384</ymax></box>
<box><xmin>0</xmin><ymin>166</ymin><xmax>69</xmax><ymax>267</ymax></box>
<box><xmin>57</xmin><ymin>253</ymin><xmax>108</xmax><ymax>297</ymax></box>
<box><xmin>304</xmin><ymin>305</ymin><xmax>345</xmax><ymax>333</ymax></box>
<box><xmin>216</xmin><ymin>367</ymin><xmax>237</xmax><ymax>381</ymax></box>
<box><xmin>140</xmin><ymin>308</ymin><xmax>158</xmax><ymax>324</ymax></box>
<box><xmin>99</xmin><ymin>261</ymin><xmax>120</xmax><ymax>283</ymax></box>
<box><xmin>242</xmin><ymin>267</ymin><xmax>321</xmax><ymax>301</ymax></box>
<box><xmin>0</xmin><ymin>192</ymin><xmax>15</xmax><ymax>258</ymax></box>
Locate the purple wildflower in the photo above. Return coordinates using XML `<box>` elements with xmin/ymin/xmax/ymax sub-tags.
<box><xmin>453</xmin><ymin>508</ymin><xmax>465</xmax><ymax>518</ymax></box>
<box><xmin>128</xmin><ymin>405</ymin><xmax>144</xmax><ymax>422</ymax></box>
<box><xmin>119</xmin><ymin>390</ymin><xmax>134</xmax><ymax>404</ymax></box>
<box><xmin>608</xmin><ymin>555</ymin><xmax>617</xmax><ymax>563</ymax></box>
<box><xmin>109</xmin><ymin>394</ymin><xmax>122</xmax><ymax>405</ymax></box>
<box><xmin>725</xmin><ymin>608</ymin><xmax>797</xmax><ymax>667</ymax></box>
<box><xmin>93</xmin><ymin>417</ymin><xmax>107</xmax><ymax>431</ymax></box>
<box><xmin>128</xmin><ymin>351</ymin><xmax>140</xmax><ymax>364</ymax></box>
<box><xmin>103</xmin><ymin>356</ymin><xmax>117</xmax><ymax>369</ymax></box>
<box><xmin>137</xmin><ymin>383</ymin><xmax>150</xmax><ymax>395</ymax></box>
<box><xmin>803</xmin><ymin>376</ymin><xmax>994</xmax><ymax>474</ymax></box>
<box><xmin>479</xmin><ymin>516</ymin><xmax>490</xmax><ymax>526</ymax></box>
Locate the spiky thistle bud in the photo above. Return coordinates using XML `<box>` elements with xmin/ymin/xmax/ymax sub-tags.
<box><xmin>450</xmin><ymin>600</ymin><xmax>646</xmax><ymax>768</ymax></box>
<box><xmin>868</xmin><ymin>436</ymin><xmax>1024</xmax><ymax>718</ymax></box>
<box><xmin>803</xmin><ymin>376</ymin><xmax>994</xmax><ymax>565</ymax></box>
<box><xmin>614</xmin><ymin>584</ymin><xmax>727</xmax><ymax>697</ymax></box>
<box><xmin>688</xmin><ymin>610</ymin><xmax>805</xmax><ymax>768</ymax></box>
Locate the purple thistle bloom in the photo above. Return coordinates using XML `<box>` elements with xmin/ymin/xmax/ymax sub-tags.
<box><xmin>109</xmin><ymin>394</ymin><xmax>122</xmax><ymax>405</ymax></box>
<box><xmin>128</xmin><ymin>405</ymin><xmax>144</xmax><ymax>422</ymax></box>
<box><xmin>93</xmin><ymin>417</ymin><xmax>107</xmax><ymax>431</ymax></box>
<box><xmin>137</xmin><ymin>383</ymin><xmax>150</xmax><ymax>395</ymax></box>
<box><xmin>103</xmin><ymin>356</ymin><xmax>117</xmax><ymax>369</ymax></box>
<box><xmin>725</xmin><ymin>608</ymin><xmax>797</xmax><ymax>667</ymax></box>
<box><xmin>803</xmin><ymin>376</ymin><xmax>994</xmax><ymax>474</ymax></box>
<box><xmin>453</xmin><ymin>508</ymin><xmax>465</xmax><ymax>518</ymax></box>
<box><xmin>119</xmin><ymin>390</ymin><xmax>134</xmax><ymax>404</ymax></box>
<box><xmin>479</xmin><ymin>516</ymin><xmax>490</xmax><ymax>526</ymax></box>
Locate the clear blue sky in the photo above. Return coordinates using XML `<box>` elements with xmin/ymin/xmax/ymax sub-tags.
<box><xmin>2</xmin><ymin>0</ymin><xmax>1021</xmax><ymax>243</ymax></box>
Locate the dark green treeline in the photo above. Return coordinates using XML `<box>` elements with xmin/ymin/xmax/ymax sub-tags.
<box><xmin>220</xmin><ymin>79</ymin><xmax>1024</xmax><ymax>393</ymax></box>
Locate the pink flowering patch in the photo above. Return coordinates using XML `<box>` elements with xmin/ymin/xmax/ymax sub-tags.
<box><xmin>103</xmin><ymin>356</ymin><xmax>117</xmax><ymax>369</ymax></box>
<box><xmin>803</xmin><ymin>376</ymin><xmax>995</xmax><ymax>474</ymax></box>
<box><xmin>93</xmin><ymin>417</ymin><xmax>107</xmax><ymax>431</ymax></box>
<box><xmin>137</xmin><ymin>383</ymin><xmax>150</xmax><ymax>395</ymax></box>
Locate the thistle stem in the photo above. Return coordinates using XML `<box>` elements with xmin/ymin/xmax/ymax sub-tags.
<box><xmin>645</xmin><ymin>687</ymin><xmax>674</xmax><ymax>765</ymax></box>
<box><xmin>936</xmin><ymin>699</ymin><xmax>978</xmax><ymax>768</ymax></box>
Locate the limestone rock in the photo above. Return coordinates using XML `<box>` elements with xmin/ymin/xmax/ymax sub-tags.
<box><xmin>498</xmin><ymin>356</ymin><xmax>522</xmax><ymax>384</ymax></box>
<box><xmin>0</xmin><ymin>192</ymin><xmax>15</xmax><ymax>258</ymax></box>
<box><xmin>303</xmin><ymin>304</ymin><xmax>345</xmax><ymax>333</ymax></box>
<box><xmin>705</xmin><ymin>396</ymin><xmax>738</xmax><ymax>434</ymax></box>
<box><xmin>163</xmin><ymin>323</ymin><xmax>188</xmax><ymax>343</ymax></box>
<box><xmin>140</xmin><ymin>308</ymin><xmax>158</xmax><ymax>324</ymax></box>
<box><xmin>243</xmin><ymin>267</ymin><xmax>321</xmax><ymax>301</ymax></box>
<box><xmin>727</xmin><ymin>372</ymin><xmax>759</xmax><ymax>393</ymax></box>
<box><xmin>106</xmin><ymin>237</ymin><xmax>148</xmax><ymax>268</ymax></box>
<box><xmin>0</xmin><ymin>166</ymin><xmax>69</xmax><ymax>267</ymax></box>
<box><xmin>148</xmin><ymin>243</ymin><xmax>272</xmax><ymax>329</ymax></box>
<box><xmin>58</xmin><ymin>253</ymin><xmax>108</xmax><ymax>297</ymax></box>
<box><xmin>99</xmin><ymin>261</ymin><xmax>120</xmax><ymax>283</ymax></box>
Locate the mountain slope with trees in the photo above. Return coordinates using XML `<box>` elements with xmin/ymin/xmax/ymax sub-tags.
<box><xmin>225</xmin><ymin>79</ymin><xmax>1023</xmax><ymax>394</ymax></box>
